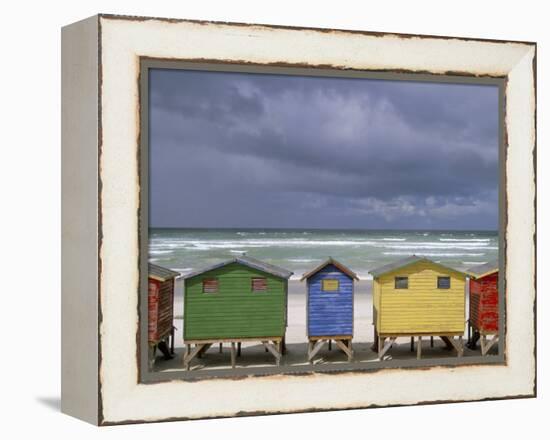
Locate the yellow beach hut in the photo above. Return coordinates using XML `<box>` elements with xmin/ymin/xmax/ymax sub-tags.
<box><xmin>369</xmin><ymin>256</ymin><xmax>468</xmax><ymax>360</ymax></box>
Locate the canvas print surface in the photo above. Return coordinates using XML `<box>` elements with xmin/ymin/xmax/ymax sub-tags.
<box><xmin>145</xmin><ymin>67</ymin><xmax>501</xmax><ymax>376</ymax></box>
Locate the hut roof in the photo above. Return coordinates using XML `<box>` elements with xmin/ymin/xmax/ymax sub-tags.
<box><xmin>183</xmin><ymin>255</ymin><xmax>293</xmax><ymax>280</ymax></box>
<box><xmin>148</xmin><ymin>263</ymin><xmax>180</xmax><ymax>282</ymax></box>
<box><xmin>369</xmin><ymin>255</ymin><xmax>467</xmax><ymax>278</ymax></box>
<box><xmin>300</xmin><ymin>257</ymin><xmax>359</xmax><ymax>281</ymax></box>
<box><xmin>467</xmin><ymin>260</ymin><xmax>499</xmax><ymax>279</ymax></box>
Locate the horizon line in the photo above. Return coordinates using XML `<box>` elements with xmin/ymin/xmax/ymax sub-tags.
<box><xmin>149</xmin><ymin>226</ymin><xmax>499</xmax><ymax>233</ymax></box>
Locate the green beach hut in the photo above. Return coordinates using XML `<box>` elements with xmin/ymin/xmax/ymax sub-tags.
<box><xmin>182</xmin><ymin>255</ymin><xmax>293</xmax><ymax>369</ymax></box>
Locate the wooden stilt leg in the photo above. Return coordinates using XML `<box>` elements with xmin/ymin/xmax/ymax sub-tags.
<box><xmin>148</xmin><ymin>345</ymin><xmax>155</xmax><ymax>369</ymax></box>
<box><xmin>219</xmin><ymin>342</ymin><xmax>222</xmax><ymax>353</ymax></box>
<box><xmin>261</xmin><ymin>341</ymin><xmax>282</xmax><ymax>365</ymax></box>
<box><xmin>480</xmin><ymin>334</ymin><xmax>498</xmax><ymax>355</ymax></box>
<box><xmin>444</xmin><ymin>336</ymin><xmax>464</xmax><ymax>357</ymax></box>
<box><xmin>440</xmin><ymin>336</ymin><xmax>454</xmax><ymax>350</ymax></box>
<box><xmin>197</xmin><ymin>343</ymin><xmax>212</xmax><ymax>358</ymax></box>
<box><xmin>237</xmin><ymin>342</ymin><xmax>242</xmax><ymax>357</ymax></box>
<box><xmin>349</xmin><ymin>340</ymin><xmax>353</xmax><ymax>361</ymax></box>
<box><xmin>230</xmin><ymin>342</ymin><xmax>236</xmax><ymax>368</ymax></box>
<box><xmin>335</xmin><ymin>339</ymin><xmax>353</xmax><ymax>362</ymax></box>
<box><xmin>410</xmin><ymin>336</ymin><xmax>414</xmax><ymax>352</ymax></box>
<box><xmin>430</xmin><ymin>336</ymin><xmax>434</xmax><ymax>348</ymax></box>
<box><xmin>182</xmin><ymin>343</ymin><xmax>190</xmax><ymax>370</ymax></box>
<box><xmin>473</xmin><ymin>331</ymin><xmax>480</xmax><ymax>348</ymax></box>
<box><xmin>328</xmin><ymin>339</ymin><xmax>332</xmax><ymax>351</ymax></box>
<box><xmin>371</xmin><ymin>327</ymin><xmax>379</xmax><ymax>352</ymax></box>
<box><xmin>417</xmin><ymin>336</ymin><xmax>422</xmax><ymax>359</ymax></box>
<box><xmin>308</xmin><ymin>340</ymin><xmax>326</xmax><ymax>363</ymax></box>
<box><xmin>170</xmin><ymin>327</ymin><xmax>175</xmax><ymax>355</ymax></box>
<box><xmin>183</xmin><ymin>343</ymin><xmax>205</xmax><ymax>371</ymax></box>
<box><xmin>378</xmin><ymin>337</ymin><xmax>395</xmax><ymax>360</ymax></box>
<box><xmin>183</xmin><ymin>344</ymin><xmax>190</xmax><ymax>370</ymax></box>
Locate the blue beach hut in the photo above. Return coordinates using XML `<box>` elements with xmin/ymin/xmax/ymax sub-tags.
<box><xmin>301</xmin><ymin>258</ymin><xmax>359</xmax><ymax>363</ymax></box>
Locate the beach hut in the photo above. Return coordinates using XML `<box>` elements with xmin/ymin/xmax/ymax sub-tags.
<box><xmin>148</xmin><ymin>263</ymin><xmax>180</xmax><ymax>367</ymax></box>
<box><xmin>301</xmin><ymin>258</ymin><xmax>359</xmax><ymax>363</ymax></box>
<box><xmin>182</xmin><ymin>255</ymin><xmax>293</xmax><ymax>369</ymax></box>
<box><xmin>467</xmin><ymin>261</ymin><xmax>499</xmax><ymax>355</ymax></box>
<box><xmin>370</xmin><ymin>256</ymin><xmax>468</xmax><ymax>360</ymax></box>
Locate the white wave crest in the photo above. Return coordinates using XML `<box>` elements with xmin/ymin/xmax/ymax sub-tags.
<box><xmin>148</xmin><ymin>250</ymin><xmax>173</xmax><ymax>255</ymax></box>
<box><xmin>382</xmin><ymin>243</ymin><xmax>497</xmax><ymax>250</ymax></box>
<box><xmin>149</xmin><ymin>238</ymin><xmax>495</xmax><ymax>250</ymax></box>
<box><xmin>383</xmin><ymin>251</ymin><xmax>484</xmax><ymax>257</ymax></box>
<box><xmin>439</xmin><ymin>238</ymin><xmax>492</xmax><ymax>242</ymax></box>
<box><xmin>288</xmin><ymin>258</ymin><xmax>318</xmax><ymax>263</ymax></box>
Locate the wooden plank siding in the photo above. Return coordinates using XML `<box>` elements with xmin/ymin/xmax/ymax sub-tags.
<box><xmin>307</xmin><ymin>264</ymin><xmax>354</xmax><ymax>337</ymax></box>
<box><xmin>157</xmin><ymin>279</ymin><xmax>174</xmax><ymax>340</ymax></box>
<box><xmin>375</xmin><ymin>261</ymin><xmax>466</xmax><ymax>335</ymax></box>
<box><xmin>184</xmin><ymin>263</ymin><xmax>287</xmax><ymax>340</ymax></box>
<box><xmin>148</xmin><ymin>279</ymin><xmax>160</xmax><ymax>342</ymax></box>
<box><xmin>469</xmin><ymin>272</ymin><xmax>498</xmax><ymax>333</ymax></box>
<box><xmin>373</xmin><ymin>277</ymin><xmax>381</xmax><ymax>328</ymax></box>
<box><xmin>148</xmin><ymin>278</ymin><xmax>175</xmax><ymax>343</ymax></box>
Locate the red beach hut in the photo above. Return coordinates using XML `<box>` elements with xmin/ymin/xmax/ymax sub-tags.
<box><xmin>467</xmin><ymin>261</ymin><xmax>499</xmax><ymax>355</ymax></box>
<box><xmin>148</xmin><ymin>263</ymin><xmax>179</xmax><ymax>366</ymax></box>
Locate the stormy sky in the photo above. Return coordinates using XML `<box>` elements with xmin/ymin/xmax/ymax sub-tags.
<box><xmin>149</xmin><ymin>69</ymin><xmax>499</xmax><ymax>230</ymax></box>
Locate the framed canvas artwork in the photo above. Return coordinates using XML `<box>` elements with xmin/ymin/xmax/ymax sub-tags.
<box><xmin>61</xmin><ymin>14</ymin><xmax>536</xmax><ymax>425</ymax></box>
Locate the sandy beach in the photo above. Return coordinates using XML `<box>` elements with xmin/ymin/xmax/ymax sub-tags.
<box><xmin>154</xmin><ymin>279</ymin><xmax>482</xmax><ymax>373</ymax></box>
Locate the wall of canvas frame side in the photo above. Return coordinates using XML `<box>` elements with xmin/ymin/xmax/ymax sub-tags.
<box><xmin>375</xmin><ymin>261</ymin><xmax>466</xmax><ymax>335</ymax></box>
<box><xmin>184</xmin><ymin>263</ymin><xmax>288</xmax><ymax>340</ymax></box>
<box><xmin>61</xmin><ymin>15</ymin><xmax>100</xmax><ymax>425</ymax></box>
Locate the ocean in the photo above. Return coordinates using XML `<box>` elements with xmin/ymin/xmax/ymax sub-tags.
<box><xmin>149</xmin><ymin>228</ymin><xmax>498</xmax><ymax>280</ymax></box>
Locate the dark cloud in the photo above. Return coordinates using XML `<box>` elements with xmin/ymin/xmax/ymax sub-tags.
<box><xmin>149</xmin><ymin>69</ymin><xmax>499</xmax><ymax>230</ymax></box>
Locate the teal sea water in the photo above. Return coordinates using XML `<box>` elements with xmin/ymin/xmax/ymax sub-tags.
<box><xmin>149</xmin><ymin>228</ymin><xmax>498</xmax><ymax>280</ymax></box>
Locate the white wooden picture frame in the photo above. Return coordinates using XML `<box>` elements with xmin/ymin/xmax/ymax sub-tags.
<box><xmin>61</xmin><ymin>14</ymin><xmax>536</xmax><ymax>425</ymax></box>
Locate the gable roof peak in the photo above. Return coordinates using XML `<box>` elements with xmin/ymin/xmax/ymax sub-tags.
<box><xmin>369</xmin><ymin>255</ymin><xmax>467</xmax><ymax>278</ymax></box>
<box><xmin>301</xmin><ymin>257</ymin><xmax>359</xmax><ymax>281</ymax></box>
<box><xmin>148</xmin><ymin>263</ymin><xmax>180</xmax><ymax>281</ymax></box>
<box><xmin>467</xmin><ymin>260</ymin><xmax>499</xmax><ymax>279</ymax></box>
<box><xmin>183</xmin><ymin>255</ymin><xmax>293</xmax><ymax>280</ymax></box>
